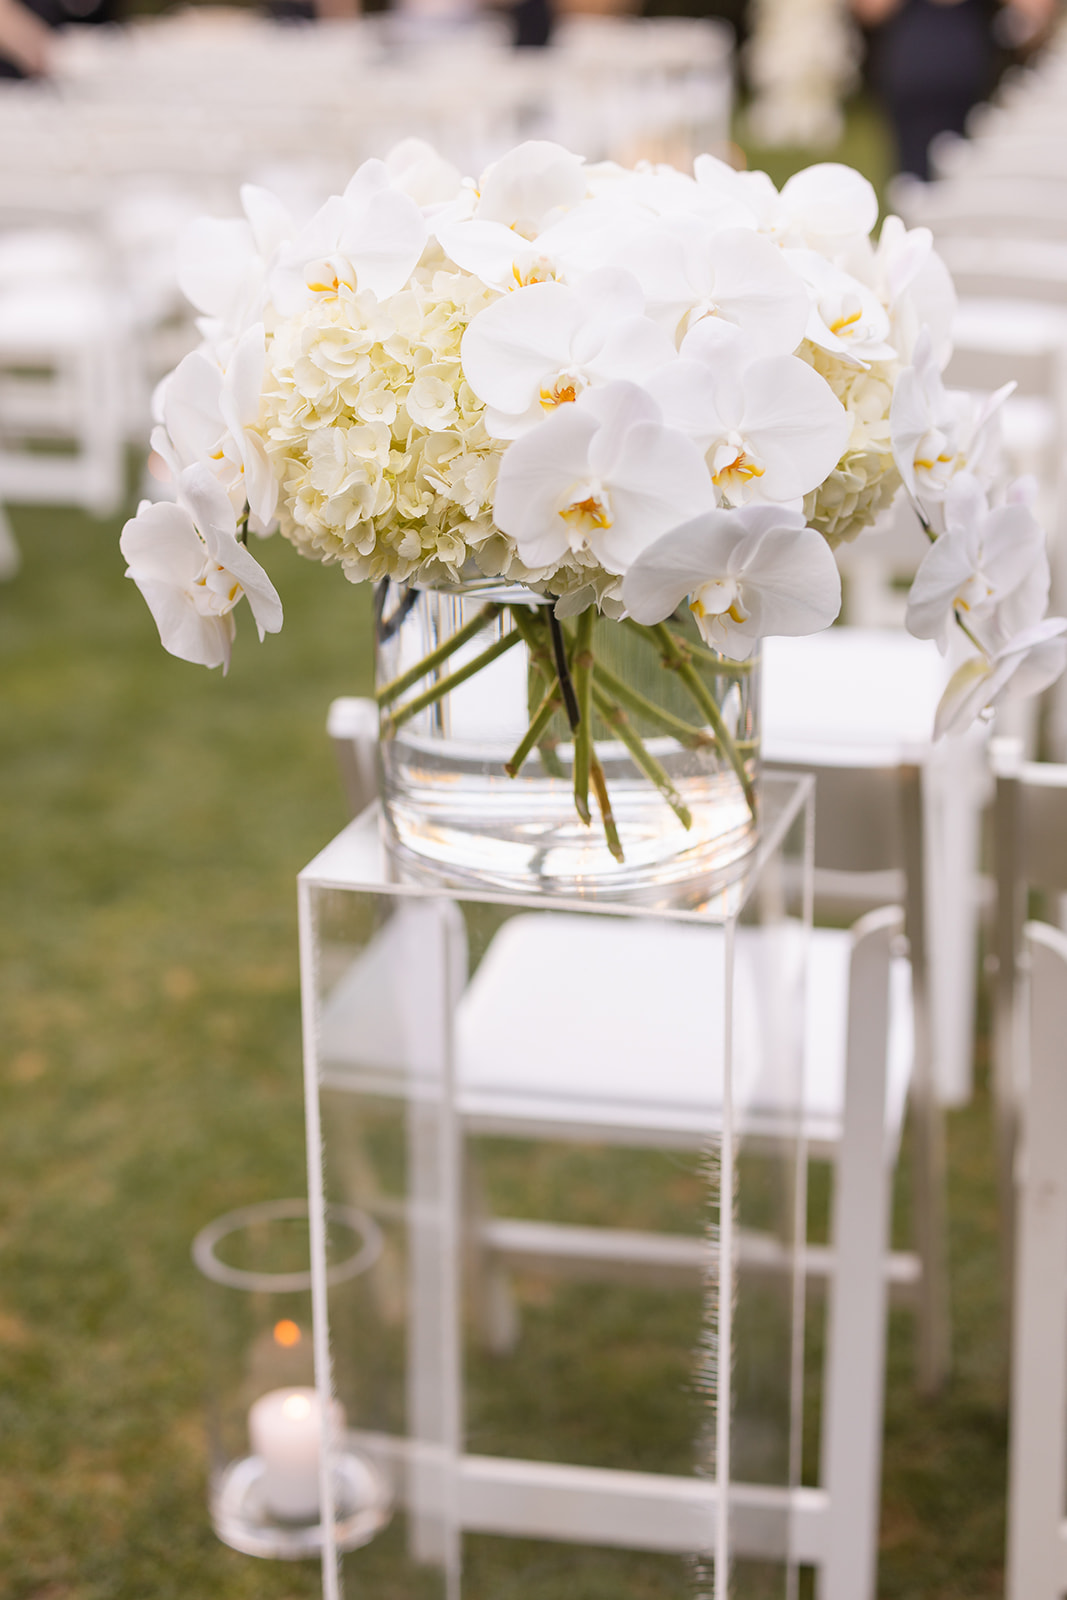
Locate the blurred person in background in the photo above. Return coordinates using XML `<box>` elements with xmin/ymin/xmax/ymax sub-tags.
<box><xmin>853</xmin><ymin>0</ymin><xmax>1058</xmax><ymax>178</ymax></box>
<box><xmin>0</xmin><ymin>0</ymin><xmax>53</xmax><ymax>74</ymax></box>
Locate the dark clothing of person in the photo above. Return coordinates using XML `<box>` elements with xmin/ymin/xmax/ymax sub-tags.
<box><xmin>869</xmin><ymin>0</ymin><xmax>994</xmax><ymax>178</ymax></box>
<box><xmin>511</xmin><ymin>0</ymin><xmax>552</xmax><ymax>48</ymax></box>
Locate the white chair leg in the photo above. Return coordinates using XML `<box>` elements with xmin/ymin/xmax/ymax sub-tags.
<box><xmin>819</xmin><ymin>907</ymin><xmax>900</xmax><ymax>1600</ymax></box>
<box><xmin>1006</xmin><ymin>923</ymin><xmax>1067</xmax><ymax>1600</ymax></box>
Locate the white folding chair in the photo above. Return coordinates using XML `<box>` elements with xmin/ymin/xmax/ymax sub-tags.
<box><xmin>1005</xmin><ymin>918</ymin><xmax>1067</xmax><ymax>1600</ymax></box>
<box><xmin>0</xmin><ymin>223</ymin><xmax>127</xmax><ymax>519</ymax></box>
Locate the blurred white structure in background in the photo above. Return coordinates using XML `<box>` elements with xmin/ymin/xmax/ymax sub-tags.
<box><xmin>0</xmin><ymin>8</ymin><xmax>733</xmax><ymax>570</ymax></box>
<box><xmin>744</xmin><ymin>0</ymin><xmax>860</xmax><ymax>149</ymax></box>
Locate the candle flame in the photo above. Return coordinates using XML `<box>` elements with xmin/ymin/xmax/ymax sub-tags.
<box><xmin>282</xmin><ymin>1393</ymin><xmax>313</xmax><ymax>1420</ymax></box>
<box><xmin>273</xmin><ymin>1318</ymin><xmax>302</xmax><ymax>1348</ymax></box>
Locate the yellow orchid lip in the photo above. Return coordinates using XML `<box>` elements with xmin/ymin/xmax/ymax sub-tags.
<box><xmin>712</xmin><ymin>453</ymin><xmax>765</xmax><ymax>487</ymax></box>
<box><xmin>829</xmin><ymin>307</ymin><xmax>863</xmax><ymax>336</ymax></box>
<box><xmin>561</xmin><ymin>494</ymin><xmax>612</xmax><ymax>531</ymax></box>
<box><xmin>540</xmin><ymin>379</ymin><xmax>579</xmax><ymax>410</ymax></box>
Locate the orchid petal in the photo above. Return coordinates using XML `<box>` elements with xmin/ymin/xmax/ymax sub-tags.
<box><xmin>177</xmin><ymin>217</ymin><xmax>260</xmax><ymax>325</ymax></box>
<box><xmin>779</xmin><ymin>163</ymin><xmax>879</xmax><ymax>246</ymax></box>
<box><xmin>476</xmin><ymin>141</ymin><xmax>587</xmax><ymax>232</ymax></box>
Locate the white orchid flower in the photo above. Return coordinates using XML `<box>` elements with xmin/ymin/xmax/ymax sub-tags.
<box><xmin>492</xmin><ymin>381</ymin><xmax>715</xmax><ymax>576</ymax></box>
<box><xmin>177</xmin><ymin>184</ymin><xmax>294</xmax><ymax>339</ymax></box>
<box><xmin>120</xmin><ymin>465</ymin><xmax>283</xmax><ymax>672</ymax></box>
<box><xmin>151</xmin><ymin>323</ymin><xmax>277</xmax><ymax>531</ymax></box>
<box><xmin>788</xmin><ymin>249</ymin><xmax>897</xmax><ymax>367</ymax></box>
<box><xmin>434</xmin><ymin>141</ymin><xmax>588</xmax><ymax>290</ymax></box>
<box><xmin>776</xmin><ymin>163</ymin><xmax>880</xmax><ymax>253</ymax></box>
<box><xmin>692</xmin><ymin>158</ymin><xmax>878</xmax><ymax>254</ymax></box>
<box><xmin>581</xmin><ymin>161</ymin><xmax>753</xmax><ymax>230</ymax></box>
<box><xmin>622</xmin><ymin>503</ymin><xmax>842</xmax><ymax>660</ymax></box>
<box><xmin>691</xmin><ymin>155</ymin><xmax>780</xmax><ymax>231</ymax></box>
<box><xmin>609</xmin><ymin>216</ymin><xmax>811</xmax><ymax>354</ymax></box>
<box><xmin>270</xmin><ymin>160</ymin><xmax>427</xmax><ymax>317</ymax></box>
<box><xmin>934</xmin><ymin>620</ymin><xmax>1067</xmax><ymax>738</ymax></box>
<box><xmin>645</xmin><ymin>320</ymin><xmax>849</xmax><ymax>507</ymax></box>
<box><xmin>891</xmin><ymin>329</ymin><xmax>1013</xmax><ymax>528</ymax></box>
<box><xmin>906</xmin><ymin>473</ymin><xmax>1050</xmax><ymax>653</ymax></box>
<box><xmin>460</xmin><ymin>269</ymin><xmax>675</xmax><ymax>438</ymax></box>
<box><xmin>867</xmin><ymin>216</ymin><xmax>956</xmax><ymax>367</ymax></box>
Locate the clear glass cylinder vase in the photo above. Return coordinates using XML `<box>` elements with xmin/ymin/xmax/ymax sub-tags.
<box><xmin>376</xmin><ymin>580</ymin><xmax>760</xmax><ymax>898</ymax></box>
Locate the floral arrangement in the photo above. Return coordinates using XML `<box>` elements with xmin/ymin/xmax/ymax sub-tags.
<box><xmin>123</xmin><ymin>137</ymin><xmax>1066</xmax><ymax>844</ymax></box>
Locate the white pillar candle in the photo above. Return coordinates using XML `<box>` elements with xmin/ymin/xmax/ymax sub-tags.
<box><xmin>248</xmin><ymin>1387</ymin><xmax>343</xmax><ymax>1523</ymax></box>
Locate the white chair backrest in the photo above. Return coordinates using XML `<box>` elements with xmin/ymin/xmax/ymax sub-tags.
<box><xmin>936</xmin><ymin>236</ymin><xmax>1067</xmax><ymax>306</ymax></box>
<box><xmin>897</xmin><ymin>174</ymin><xmax>1067</xmax><ymax>242</ymax></box>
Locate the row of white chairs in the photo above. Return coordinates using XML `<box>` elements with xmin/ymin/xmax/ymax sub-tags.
<box><xmin>0</xmin><ymin>11</ymin><xmax>733</xmax><ymax>557</ymax></box>
<box><xmin>22</xmin><ymin>11</ymin><xmax>733</xmax><ymax>180</ymax></box>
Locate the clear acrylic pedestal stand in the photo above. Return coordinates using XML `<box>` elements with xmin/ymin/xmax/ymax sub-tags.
<box><xmin>298</xmin><ymin>773</ymin><xmax>813</xmax><ymax>1600</ymax></box>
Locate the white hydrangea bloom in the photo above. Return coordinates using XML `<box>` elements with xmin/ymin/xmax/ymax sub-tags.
<box><xmin>798</xmin><ymin>342</ymin><xmax>901</xmax><ymax>546</ymax></box>
<box><xmin>260</xmin><ymin>256</ymin><xmax>506</xmax><ymax>585</ymax></box>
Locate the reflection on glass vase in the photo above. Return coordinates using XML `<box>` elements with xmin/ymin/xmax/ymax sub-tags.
<box><xmin>376</xmin><ymin>579</ymin><xmax>760</xmax><ymax>898</ymax></box>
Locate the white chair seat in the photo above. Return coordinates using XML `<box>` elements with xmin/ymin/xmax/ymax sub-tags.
<box><xmin>763</xmin><ymin>628</ymin><xmax>948</xmax><ymax>763</ymax></box>
<box><xmin>0</xmin><ymin>283</ymin><xmax>119</xmax><ymax>349</ymax></box>
<box><xmin>317</xmin><ymin>908</ymin><xmax>912</xmax><ymax>1155</ymax></box>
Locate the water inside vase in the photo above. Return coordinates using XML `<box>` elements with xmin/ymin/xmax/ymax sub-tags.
<box><xmin>377</xmin><ymin>585</ymin><xmax>759</xmax><ymax>900</ymax></box>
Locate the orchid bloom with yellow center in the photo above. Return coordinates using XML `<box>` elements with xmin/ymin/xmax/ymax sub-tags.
<box><xmin>120</xmin><ymin>465</ymin><xmax>282</xmax><ymax>673</ymax></box>
<box><xmin>645</xmin><ymin>320</ymin><xmax>848</xmax><ymax>509</ymax></box>
<box><xmin>269</xmin><ymin>160</ymin><xmax>427</xmax><ymax>319</ymax></box>
<box><xmin>906</xmin><ymin>472</ymin><xmax>1051</xmax><ymax>654</ymax></box>
<box><xmin>493</xmin><ymin>380</ymin><xmax>714</xmax><ymax>576</ymax></box>
<box><xmin>461</xmin><ymin>268</ymin><xmax>674</xmax><ymax>441</ymax></box>
<box><xmin>891</xmin><ymin>329</ymin><xmax>1014</xmax><ymax>532</ymax></box>
<box><xmin>623</xmin><ymin>503</ymin><xmax>842</xmax><ymax>661</ymax></box>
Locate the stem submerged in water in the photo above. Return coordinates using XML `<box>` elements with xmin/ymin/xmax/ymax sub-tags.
<box><xmin>379</xmin><ymin>595</ymin><xmax>758</xmax><ymax>861</ymax></box>
<box><xmin>625</xmin><ymin>619</ymin><xmax>758</xmax><ymax>821</ymax></box>
<box><xmin>571</xmin><ymin>608</ymin><xmax>595</xmax><ymax>827</ymax></box>
<box><xmin>381</xmin><ymin>626</ymin><xmax>521</xmax><ymax>735</ymax></box>
<box><xmin>377</xmin><ymin>601</ymin><xmax>502</xmax><ymax>707</ymax></box>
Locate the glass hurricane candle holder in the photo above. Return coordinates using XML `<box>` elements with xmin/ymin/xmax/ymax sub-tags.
<box><xmin>191</xmin><ymin>1197</ymin><xmax>389</xmax><ymax>1560</ymax></box>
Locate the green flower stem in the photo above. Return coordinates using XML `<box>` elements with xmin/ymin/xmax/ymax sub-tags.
<box><xmin>571</xmin><ymin>608</ymin><xmax>595</xmax><ymax>826</ymax></box>
<box><xmin>510</xmin><ymin>608</ymin><xmax>567</xmax><ymax>776</ymax></box>
<box><xmin>549</xmin><ymin>611</ymin><xmax>582</xmax><ymax>730</ymax></box>
<box><xmin>506</xmin><ymin>676</ymin><xmax>562</xmax><ymax>778</ymax></box>
<box><xmin>376</xmin><ymin>601</ymin><xmax>502</xmax><ymax>707</ymax></box>
<box><xmin>913</xmin><ymin>501</ymin><xmax>989</xmax><ymax>662</ymax></box>
<box><xmin>509</xmin><ymin>607</ymin><xmax>555</xmax><ymax>679</ymax></box>
<box><xmin>382</xmin><ymin>627</ymin><xmax>521</xmax><ymax>735</ymax></box>
<box><xmin>589</xmin><ymin>752</ymin><xmax>624</xmax><ymax>863</ymax></box>
<box><xmin>591</xmin><ymin>683</ymin><xmax>692</xmax><ymax>830</ymax></box>
<box><xmin>591</xmin><ymin>659</ymin><xmax>712</xmax><ymax>749</ymax></box>
<box><xmin>953</xmin><ymin>606</ymin><xmax>987</xmax><ymax>658</ymax></box>
<box><xmin>627</xmin><ymin>619</ymin><xmax>758</xmax><ymax>821</ymax></box>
